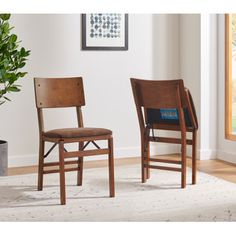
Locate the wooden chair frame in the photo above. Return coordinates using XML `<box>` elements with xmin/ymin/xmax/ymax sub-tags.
<box><xmin>34</xmin><ymin>77</ymin><xmax>115</xmax><ymax>205</ymax></box>
<box><xmin>130</xmin><ymin>78</ymin><xmax>198</xmax><ymax>188</ymax></box>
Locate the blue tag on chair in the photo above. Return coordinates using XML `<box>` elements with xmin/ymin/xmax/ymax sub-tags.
<box><xmin>146</xmin><ymin>108</ymin><xmax>192</xmax><ymax>127</ymax></box>
<box><xmin>160</xmin><ymin>109</ymin><xmax>178</xmax><ymax>120</ymax></box>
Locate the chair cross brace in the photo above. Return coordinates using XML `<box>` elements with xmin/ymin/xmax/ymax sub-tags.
<box><xmin>44</xmin><ymin>143</ymin><xmax>57</xmax><ymax>158</ymax></box>
<box><xmin>82</xmin><ymin>141</ymin><xmax>101</xmax><ymax>150</ymax></box>
<box><xmin>44</xmin><ymin>143</ymin><xmax>69</xmax><ymax>159</ymax></box>
<box><xmin>44</xmin><ymin>140</ymin><xmax>101</xmax><ymax>159</ymax></box>
<box><xmin>91</xmin><ymin>141</ymin><xmax>101</xmax><ymax>149</ymax></box>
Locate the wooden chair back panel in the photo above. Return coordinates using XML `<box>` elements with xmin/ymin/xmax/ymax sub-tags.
<box><xmin>130</xmin><ymin>78</ymin><xmax>198</xmax><ymax>130</ymax></box>
<box><xmin>34</xmin><ymin>77</ymin><xmax>85</xmax><ymax>108</ymax></box>
<box><xmin>130</xmin><ymin>78</ymin><xmax>187</xmax><ymax>109</ymax></box>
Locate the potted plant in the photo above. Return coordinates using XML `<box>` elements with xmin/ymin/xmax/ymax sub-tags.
<box><xmin>0</xmin><ymin>14</ymin><xmax>30</xmax><ymax>175</ymax></box>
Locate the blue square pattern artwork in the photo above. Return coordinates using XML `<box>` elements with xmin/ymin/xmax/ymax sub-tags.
<box><xmin>89</xmin><ymin>14</ymin><xmax>121</xmax><ymax>39</ymax></box>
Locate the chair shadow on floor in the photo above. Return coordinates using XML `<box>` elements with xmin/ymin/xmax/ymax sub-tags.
<box><xmin>0</xmin><ymin>174</ymin><xmax>186</xmax><ymax>209</ymax></box>
<box><xmin>0</xmin><ymin>185</ymin><xmax>44</xmax><ymax>208</ymax></box>
<box><xmin>91</xmin><ymin>177</ymin><xmax>184</xmax><ymax>192</ymax></box>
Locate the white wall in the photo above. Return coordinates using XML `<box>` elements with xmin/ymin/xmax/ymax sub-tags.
<box><xmin>179</xmin><ymin>13</ymin><xmax>236</xmax><ymax>164</ymax></box>
<box><xmin>184</xmin><ymin>13</ymin><xmax>236</xmax><ymax>163</ymax></box>
<box><xmin>1</xmin><ymin>14</ymin><xmax>184</xmax><ymax>167</ymax></box>
<box><xmin>0</xmin><ymin>14</ymin><xmax>202</xmax><ymax>167</ymax></box>
<box><xmin>180</xmin><ymin>14</ymin><xmax>220</xmax><ymax>161</ymax></box>
<box><xmin>180</xmin><ymin>14</ymin><xmax>200</xmax><ymax>128</ymax></box>
<box><xmin>180</xmin><ymin>13</ymin><xmax>236</xmax><ymax>163</ymax></box>
<box><xmin>151</xmin><ymin>14</ymin><xmax>181</xmax><ymax>151</ymax></box>
<box><xmin>152</xmin><ymin>14</ymin><xmax>201</xmax><ymax>158</ymax></box>
<box><xmin>179</xmin><ymin>14</ymin><xmax>201</xmax><ymax>157</ymax></box>
<box><xmin>153</xmin><ymin>14</ymin><xmax>180</xmax><ymax>79</ymax></box>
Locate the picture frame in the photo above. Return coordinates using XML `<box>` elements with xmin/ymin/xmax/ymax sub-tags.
<box><xmin>82</xmin><ymin>14</ymin><xmax>128</xmax><ymax>51</ymax></box>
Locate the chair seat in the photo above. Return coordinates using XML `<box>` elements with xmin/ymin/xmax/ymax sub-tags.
<box><xmin>44</xmin><ymin>127</ymin><xmax>112</xmax><ymax>139</ymax></box>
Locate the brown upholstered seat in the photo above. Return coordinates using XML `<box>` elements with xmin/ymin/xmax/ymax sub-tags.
<box><xmin>44</xmin><ymin>127</ymin><xmax>112</xmax><ymax>139</ymax></box>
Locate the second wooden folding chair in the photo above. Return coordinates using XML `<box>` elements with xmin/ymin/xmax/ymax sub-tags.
<box><xmin>130</xmin><ymin>78</ymin><xmax>198</xmax><ymax>188</ymax></box>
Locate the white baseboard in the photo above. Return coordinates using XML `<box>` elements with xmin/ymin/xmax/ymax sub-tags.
<box><xmin>217</xmin><ymin>150</ymin><xmax>236</xmax><ymax>164</ymax></box>
<box><xmin>9</xmin><ymin>154</ymin><xmax>38</xmax><ymax>167</ymax></box>
<box><xmin>186</xmin><ymin>146</ymin><xmax>217</xmax><ymax>160</ymax></box>
<box><xmin>8</xmin><ymin>143</ymin><xmax>180</xmax><ymax>168</ymax></box>
<box><xmin>198</xmin><ymin>149</ymin><xmax>217</xmax><ymax>160</ymax></box>
<box><xmin>9</xmin><ymin>145</ymin><xmax>220</xmax><ymax>168</ymax></box>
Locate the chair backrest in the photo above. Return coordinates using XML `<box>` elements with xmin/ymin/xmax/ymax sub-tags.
<box><xmin>34</xmin><ymin>77</ymin><xmax>85</xmax><ymax>108</ymax></box>
<box><xmin>130</xmin><ymin>78</ymin><xmax>198</xmax><ymax>131</ymax></box>
<box><xmin>34</xmin><ymin>77</ymin><xmax>85</xmax><ymax>133</ymax></box>
<box><xmin>131</xmin><ymin>78</ymin><xmax>187</xmax><ymax>109</ymax></box>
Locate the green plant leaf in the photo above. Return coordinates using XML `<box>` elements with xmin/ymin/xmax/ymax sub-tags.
<box><xmin>0</xmin><ymin>68</ymin><xmax>6</xmax><ymax>78</ymax></box>
<box><xmin>0</xmin><ymin>14</ymin><xmax>11</xmax><ymax>21</ymax></box>
<box><xmin>3</xmin><ymin>96</ymin><xmax>11</xmax><ymax>101</ymax></box>
<box><xmin>20</xmin><ymin>47</ymin><xmax>30</xmax><ymax>57</ymax></box>
<box><xmin>18</xmin><ymin>62</ymin><xmax>26</xmax><ymax>68</ymax></box>
<box><xmin>7</xmin><ymin>73</ymin><xmax>17</xmax><ymax>84</ymax></box>
<box><xmin>2</xmin><ymin>22</ymin><xmax>10</xmax><ymax>34</ymax></box>
<box><xmin>8</xmin><ymin>86</ymin><xmax>21</xmax><ymax>92</ymax></box>
<box><xmin>17</xmin><ymin>72</ymin><xmax>27</xmax><ymax>77</ymax></box>
<box><xmin>0</xmin><ymin>13</ymin><xmax>30</xmax><ymax>105</ymax></box>
<box><xmin>9</xmin><ymin>34</ymin><xmax>17</xmax><ymax>43</ymax></box>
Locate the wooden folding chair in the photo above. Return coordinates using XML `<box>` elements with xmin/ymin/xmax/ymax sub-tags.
<box><xmin>34</xmin><ymin>77</ymin><xmax>115</xmax><ymax>205</ymax></box>
<box><xmin>130</xmin><ymin>78</ymin><xmax>198</xmax><ymax>188</ymax></box>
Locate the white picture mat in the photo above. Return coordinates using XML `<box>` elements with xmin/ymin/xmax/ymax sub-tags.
<box><xmin>85</xmin><ymin>14</ymin><xmax>126</xmax><ymax>47</ymax></box>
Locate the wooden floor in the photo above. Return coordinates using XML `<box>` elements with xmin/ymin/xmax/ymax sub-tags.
<box><xmin>7</xmin><ymin>154</ymin><xmax>236</xmax><ymax>184</ymax></box>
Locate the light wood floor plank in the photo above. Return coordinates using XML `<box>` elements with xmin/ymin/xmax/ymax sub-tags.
<box><xmin>7</xmin><ymin>154</ymin><xmax>236</xmax><ymax>184</ymax></box>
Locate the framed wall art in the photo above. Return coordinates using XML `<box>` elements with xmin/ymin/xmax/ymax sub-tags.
<box><xmin>82</xmin><ymin>14</ymin><xmax>128</xmax><ymax>51</ymax></box>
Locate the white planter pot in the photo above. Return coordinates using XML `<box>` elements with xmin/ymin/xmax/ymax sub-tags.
<box><xmin>0</xmin><ymin>140</ymin><xmax>8</xmax><ymax>176</ymax></box>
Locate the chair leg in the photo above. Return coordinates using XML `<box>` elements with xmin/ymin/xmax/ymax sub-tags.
<box><xmin>192</xmin><ymin>130</ymin><xmax>197</xmax><ymax>185</ymax></box>
<box><xmin>77</xmin><ymin>142</ymin><xmax>84</xmax><ymax>186</ymax></box>
<box><xmin>181</xmin><ymin>142</ymin><xmax>187</xmax><ymax>189</ymax></box>
<box><xmin>146</xmin><ymin>140</ymin><xmax>150</xmax><ymax>179</ymax></box>
<box><xmin>37</xmin><ymin>139</ymin><xmax>45</xmax><ymax>191</ymax></box>
<box><xmin>59</xmin><ymin>141</ymin><xmax>66</xmax><ymax>205</ymax></box>
<box><xmin>108</xmin><ymin>138</ymin><xmax>115</xmax><ymax>197</ymax></box>
<box><xmin>141</xmin><ymin>139</ymin><xmax>147</xmax><ymax>183</ymax></box>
